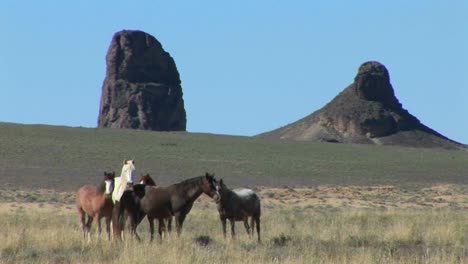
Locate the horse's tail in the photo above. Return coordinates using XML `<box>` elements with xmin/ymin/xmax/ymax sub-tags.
<box><xmin>253</xmin><ymin>192</ymin><xmax>261</xmax><ymax>218</ymax></box>
<box><xmin>253</xmin><ymin>193</ymin><xmax>261</xmax><ymax>243</ymax></box>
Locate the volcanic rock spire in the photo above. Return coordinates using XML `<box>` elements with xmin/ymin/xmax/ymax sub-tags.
<box><xmin>98</xmin><ymin>30</ymin><xmax>186</xmax><ymax>131</ymax></box>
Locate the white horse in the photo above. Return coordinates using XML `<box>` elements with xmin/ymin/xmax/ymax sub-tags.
<box><xmin>112</xmin><ymin>159</ymin><xmax>136</xmax><ymax>203</ymax></box>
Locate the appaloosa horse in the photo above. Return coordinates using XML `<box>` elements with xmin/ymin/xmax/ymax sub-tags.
<box><xmin>216</xmin><ymin>179</ymin><xmax>261</xmax><ymax>242</ymax></box>
<box><xmin>117</xmin><ymin>173</ymin><xmax>220</xmax><ymax>241</ymax></box>
<box><xmin>75</xmin><ymin>171</ymin><xmax>115</xmax><ymax>240</ymax></box>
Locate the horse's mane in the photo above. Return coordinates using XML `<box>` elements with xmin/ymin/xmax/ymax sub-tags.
<box><xmin>176</xmin><ymin>176</ymin><xmax>203</xmax><ymax>185</ymax></box>
<box><xmin>171</xmin><ymin>176</ymin><xmax>202</xmax><ymax>190</ymax></box>
<box><xmin>220</xmin><ymin>182</ymin><xmax>235</xmax><ymax>195</ymax></box>
<box><xmin>170</xmin><ymin>176</ymin><xmax>212</xmax><ymax>194</ymax></box>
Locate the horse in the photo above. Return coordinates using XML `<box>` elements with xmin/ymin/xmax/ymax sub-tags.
<box><xmin>215</xmin><ymin>179</ymin><xmax>261</xmax><ymax>242</ymax></box>
<box><xmin>139</xmin><ymin>174</ymin><xmax>173</xmax><ymax>233</ymax></box>
<box><xmin>75</xmin><ymin>171</ymin><xmax>115</xmax><ymax>240</ymax></box>
<box><xmin>114</xmin><ymin>173</ymin><xmax>173</xmax><ymax>241</ymax></box>
<box><xmin>117</xmin><ymin>173</ymin><xmax>220</xmax><ymax>241</ymax></box>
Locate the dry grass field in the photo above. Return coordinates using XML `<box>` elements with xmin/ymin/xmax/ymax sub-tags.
<box><xmin>0</xmin><ymin>184</ymin><xmax>467</xmax><ymax>264</ymax></box>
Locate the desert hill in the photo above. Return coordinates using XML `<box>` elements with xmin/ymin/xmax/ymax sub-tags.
<box><xmin>258</xmin><ymin>61</ymin><xmax>464</xmax><ymax>150</ymax></box>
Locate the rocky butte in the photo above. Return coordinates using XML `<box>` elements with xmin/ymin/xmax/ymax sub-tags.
<box><xmin>258</xmin><ymin>61</ymin><xmax>464</xmax><ymax>150</ymax></box>
<box><xmin>97</xmin><ymin>30</ymin><xmax>186</xmax><ymax>131</ymax></box>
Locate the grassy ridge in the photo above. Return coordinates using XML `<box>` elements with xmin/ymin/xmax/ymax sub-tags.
<box><xmin>0</xmin><ymin>122</ymin><xmax>467</xmax><ymax>191</ymax></box>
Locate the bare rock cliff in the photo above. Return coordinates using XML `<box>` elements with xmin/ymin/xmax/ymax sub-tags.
<box><xmin>98</xmin><ymin>30</ymin><xmax>186</xmax><ymax>131</ymax></box>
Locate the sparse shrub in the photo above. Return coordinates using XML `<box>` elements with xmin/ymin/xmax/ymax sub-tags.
<box><xmin>345</xmin><ymin>234</ymin><xmax>378</xmax><ymax>247</ymax></box>
<box><xmin>271</xmin><ymin>234</ymin><xmax>292</xmax><ymax>247</ymax></box>
<box><xmin>193</xmin><ymin>235</ymin><xmax>212</xmax><ymax>246</ymax></box>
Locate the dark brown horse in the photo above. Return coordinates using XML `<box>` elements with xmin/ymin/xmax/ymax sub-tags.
<box><xmin>112</xmin><ymin>174</ymin><xmax>155</xmax><ymax>241</ymax></box>
<box><xmin>216</xmin><ymin>179</ymin><xmax>261</xmax><ymax>242</ymax></box>
<box><xmin>117</xmin><ymin>173</ymin><xmax>220</xmax><ymax>241</ymax></box>
<box><xmin>75</xmin><ymin>171</ymin><xmax>115</xmax><ymax>240</ymax></box>
<box><xmin>139</xmin><ymin>174</ymin><xmax>173</xmax><ymax>233</ymax></box>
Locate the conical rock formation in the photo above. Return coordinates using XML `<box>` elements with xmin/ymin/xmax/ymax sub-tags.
<box><xmin>258</xmin><ymin>61</ymin><xmax>464</xmax><ymax>149</ymax></box>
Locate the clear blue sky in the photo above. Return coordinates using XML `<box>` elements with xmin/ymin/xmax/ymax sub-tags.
<box><xmin>1</xmin><ymin>1</ymin><xmax>467</xmax><ymax>144</ymax></box>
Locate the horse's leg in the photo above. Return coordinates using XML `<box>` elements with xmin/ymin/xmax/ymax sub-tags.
<box><xmin>243</xmin><ymin>217</ymin><xmax>251</xmax><ymax>238</ymax></box>
<box><xmin>158</xmin><ymin>218</ymin><xmax>166</xmax><ymax>240</ymax></box>
<box><xmin>175</xmin><ymin>213</ymin><xmax>187</xmax><ymax>237</ymax></box>
<box><xmin>130</xmin><ymin>210</ymin><xmax>141</xmax><ymax>242</ymax></box>
<box><xmin>167</xmin><ymin>217</ymin><xmax>172</xmax><ymax>233</ymax></box>
<box><xmin>220</xmin><ymin>217</ymin><xmax>227</xmax><ymax>239</ymax></box>
<box><xmin>96</xmin><ymin>214</ymin><xmax>102</xmax><ymax>239</ymax></box>
<box><xmin>105</xmin><ymin>215</ymin><xmax>111</xmax><ymax>241</ymax></box>
<box><xmin>229</xmin><ymin>219</ymin><xmax>236</xmax><ymax>239</ymax></box>
<box><xmin>123</xmin><ymin>213</ymin><xmax>129</xmax><ymax>240</ymax></box>
<box><xmin>78</xmin><ymin>208</ymin><xmax>86</xmax><ymax>239</ymax></box>
<box><xmin>148</xmin><ymin>217</ymin><xmax>155</xmax><ymax>242</ymax></box>
<box><xmin>86</xmin><ymin>215</ymin><xmax>94</xmax><ymax>242</ymax></box>
<box><xmin>112</xmin><ymin>201</ymin><xmax>121</xmax><ymax>241</ymax></box>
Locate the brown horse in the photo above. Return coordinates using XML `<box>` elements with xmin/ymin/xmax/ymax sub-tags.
<box><xmin>216</xmin><ymin>179</ymin><xmax>261</xmax><ymax>242</ymax></box>
<box><xmin>112</xmin><ymin>173</ymin><xmax>167</xmax><ymax>240</ymax></box>
<box><xmin>75</xmin><ymin>171</ymin><xmax>115</xmax><ymax>240</ymax></box>
<box><xmin>117</xmin><ymin>173</ymin><xmax>220</xmax><ymax>241</ymax></box>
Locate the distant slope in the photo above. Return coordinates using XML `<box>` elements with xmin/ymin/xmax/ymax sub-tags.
<box><xmin>258</xmin><ymin>61</ymin><xmax>465</xmax><ymax>150</ymax></box>
<box><xmin>0</xmin><ymin>122</ymin><xmax>467</xmax><ymax>191</ymax></box>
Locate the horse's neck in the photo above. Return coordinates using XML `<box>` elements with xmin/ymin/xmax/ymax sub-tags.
<box><xmin>97</xmin><ymin>181</ymin><xmax>107</xmax><ymax>194</ymax></box>
<box><xmin>220</xmin><ymin>186</ymin><xmax>236</xmax><ymax>206</ymax></box>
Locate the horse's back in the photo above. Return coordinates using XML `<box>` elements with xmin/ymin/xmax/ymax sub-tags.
<box><xmin>140</xmin><ymin>186</ymin><xmax>174</xmax><ymax>218</ymax></box>
<box><xmin>234</xmin><ymin>188</ymin><xmax>260</xmax><ymax>203</ymax></box>
<box><xmin>76</xmin><ymin>185</ymin><xmax>98</xmax><ymax>203</ymax></box>
<box><xmin>76</xmin><ymin>185</ymin><xmax>98</xmax><ymax>212</ymax></box>
<box><xmin>233</xmin><ymin>188</ymin><xmax>261</xmax><ymax>217</ymax></box>
<box><xmin>76</xmin><ymin>185</ymin><xmax>112</xmax><ymax>216</ymax></box>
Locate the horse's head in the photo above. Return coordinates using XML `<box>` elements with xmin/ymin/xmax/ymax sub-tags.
<box><xmin>139</xmin><ymin>173</ymin><xmax>157</xmax><ymax>186</ymax></box>
<box><xmin>103</xmin><ymin>171</ymin><xmax>115</xmax><ymax>195</ymax></box>
<box><xmin>121</xmin><ymin>159</ymin><xmax>136</xmax><ymax>183</ymax></box>
<box><xmin>202</xmin><ymin>172</ymin><xmax>220</xmax><ymax>202</ymax></box>
<box><xmin>215</xmin><ymin>179</ymin><xmax>228</xmax><ymax>203</ymax></box>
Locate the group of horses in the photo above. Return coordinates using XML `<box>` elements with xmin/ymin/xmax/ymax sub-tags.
<box><xmin>75</xmin><ymin>160</ymin><xmax>261</xmax><ymax>243</ymax></box>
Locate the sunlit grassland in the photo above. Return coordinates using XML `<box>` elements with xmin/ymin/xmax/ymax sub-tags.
<box><xmin>1</xmin><ymin>203</ymin><xmax>466</xmax><ymax>264</ymax></box>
